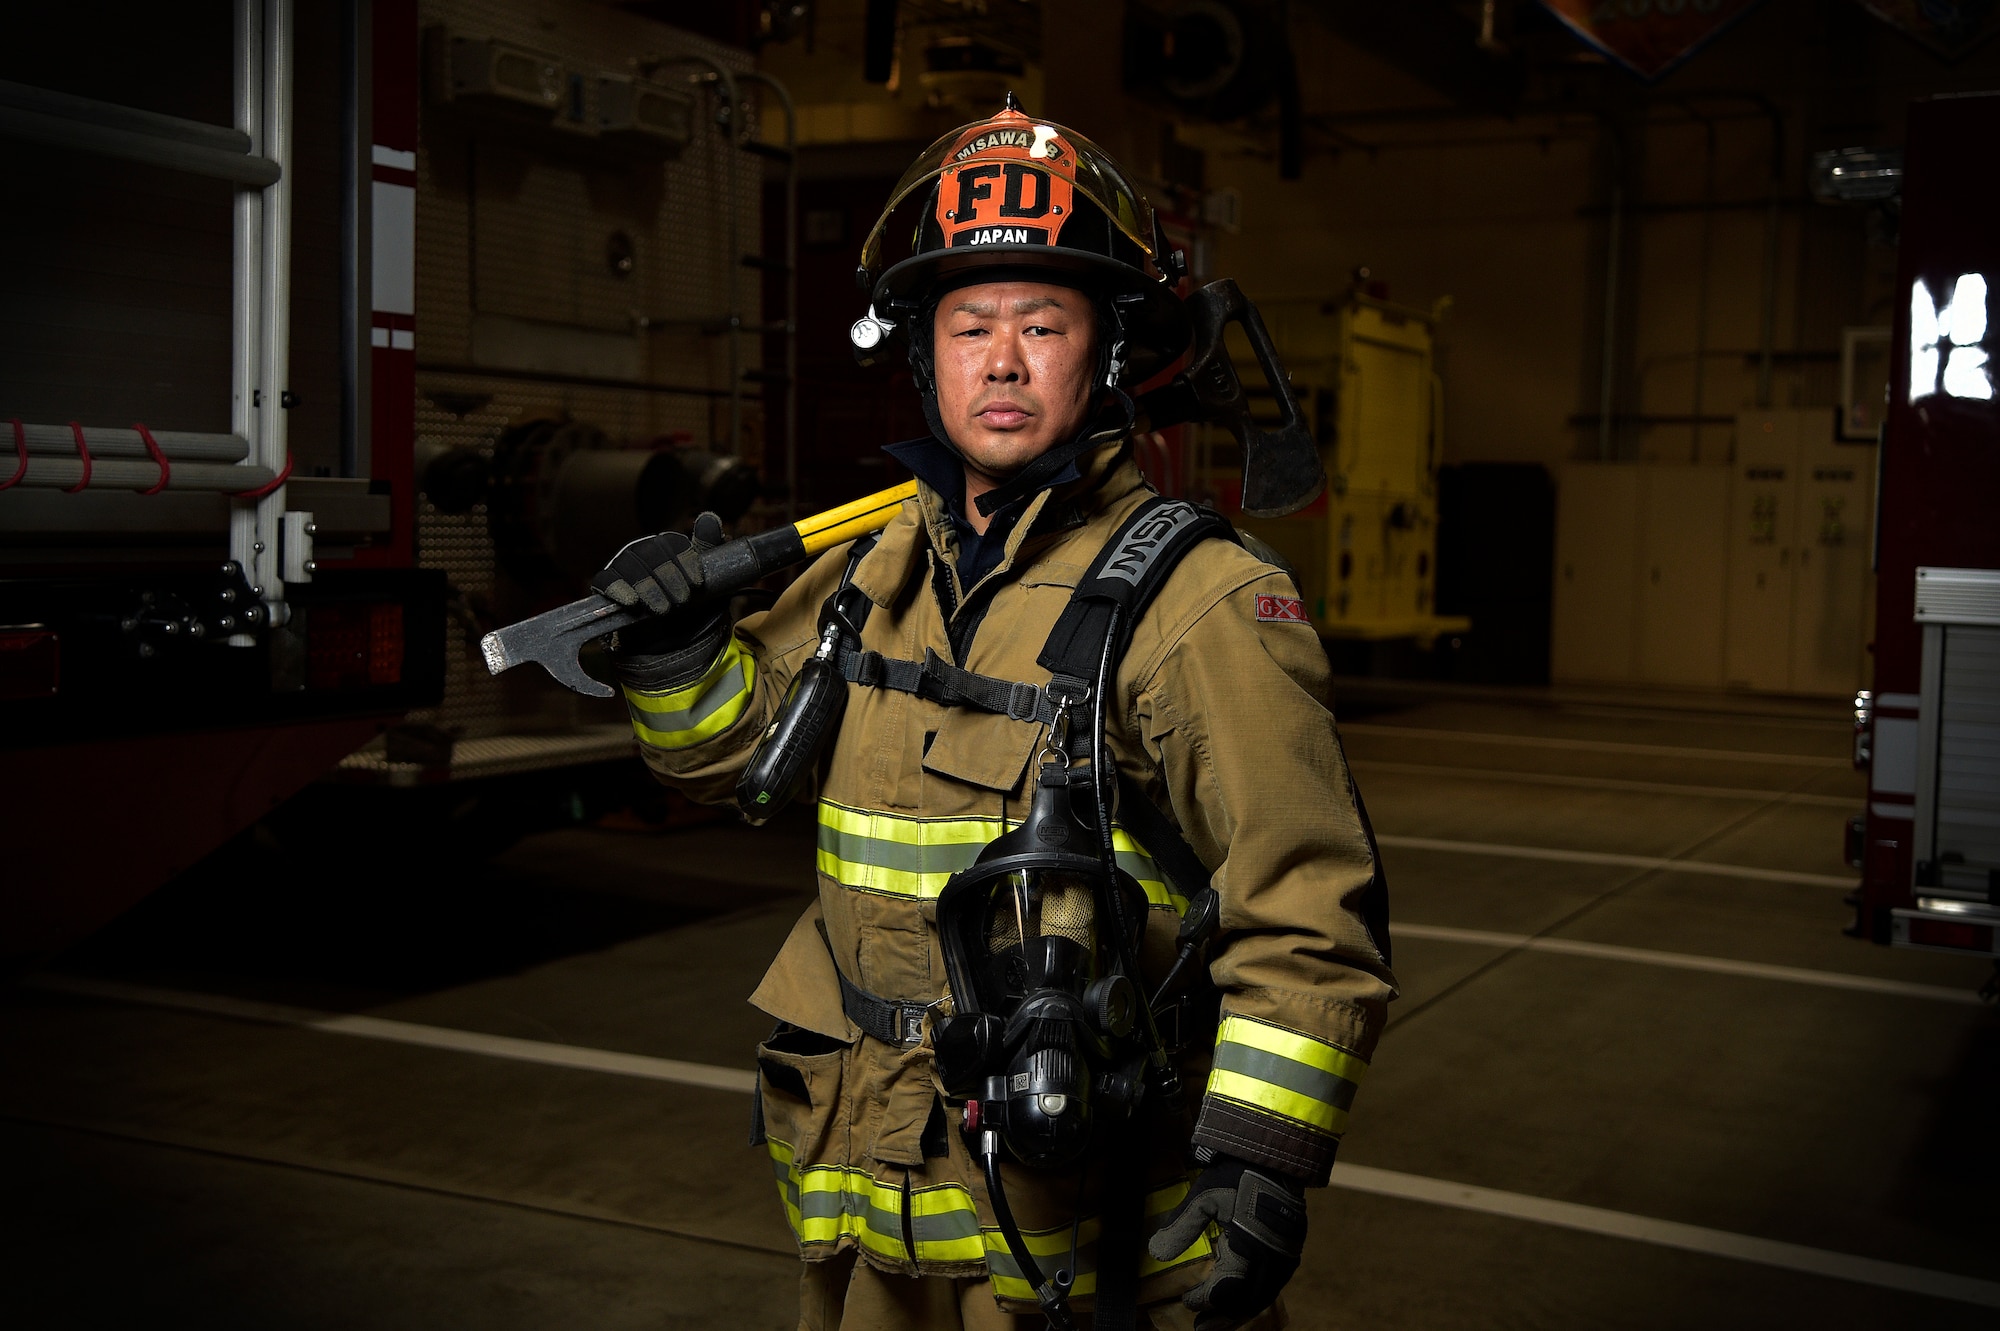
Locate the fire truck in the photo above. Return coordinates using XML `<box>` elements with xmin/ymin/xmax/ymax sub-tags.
<box><xmin>1</xmin><ymin>0</ymin><xmax>784</xmax><ymax>954</ymax></box>
<box><xmin>1845</xmin><ymin>91</ymin><xmax>2000</xmax><ymax>974</ymax></box>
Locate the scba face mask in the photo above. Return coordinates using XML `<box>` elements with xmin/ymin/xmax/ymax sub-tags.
<box><xmin>932</xmin><ymin>738</ymin><xmax>1156</xmax><ymax>1329</ymax></box>
<box><xmin>933</xmin><ymin>748</ymin><xmax>1148</xmax><ymax>1168</ymax></box>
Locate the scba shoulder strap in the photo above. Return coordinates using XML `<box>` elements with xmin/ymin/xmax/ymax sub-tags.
<box><xmin>1036</xmin><ymin>496</ymin><xmax>1238</xmax><ymax>692</ymax></box>
<box><xmin>834</xmin><ymin>495</ymin><xmax>1234</xmax><ymax>733</ymax></box>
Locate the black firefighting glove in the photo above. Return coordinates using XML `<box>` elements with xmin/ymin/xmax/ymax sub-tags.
<box><xmin>595</xmin><ymin>512</ymin><xmax>730</xmax><ymax>691</ymax></box>
<box><xmin>1148</xmin><ymin>1156</ymin><xmax>1308</xmax><ymax>1331</ymax></box>
<box><xmin>595</xmin><ymin>511</ymin><xmax>726</xmax><ymax>617</ymax></box>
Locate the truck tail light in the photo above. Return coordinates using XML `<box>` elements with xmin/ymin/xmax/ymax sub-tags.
<box><xmin>369</xmin><ymin>604</ymin><xmax>405</xmax><ymax>685</ymax></box>
<box><xmin>1906</xmin><ymin>917</ymin><xmax>1995</xmax><ymax>953</ymax></box>
<box><xmin>307</xmin><ymin>603</ymin><xmax>406</xmax><ymax>690</ymax></box>
<box><xmin>0</xmin><ymin>627</ymin><xmax>59</xmax><ymax>700</ymax></box>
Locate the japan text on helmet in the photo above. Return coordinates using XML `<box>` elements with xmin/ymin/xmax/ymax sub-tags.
<box><xmin>850</xmin><ymin>95</ymin><xmax>1191</xmax><ymax>393</ymax></box>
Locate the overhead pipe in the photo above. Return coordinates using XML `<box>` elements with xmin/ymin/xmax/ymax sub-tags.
<box><xmin>648</xmin><ymin>56</ymin><xmax>746</xmax><ymax>460</ymax></box>
<box><xmin>737</xmin><ymin>70</ymin><xmax>799</xmax><ymax>522</ymax></box>
<box><xmin>1660</xmin><ymin>92</ymin><xmax>1788</xmax><ymax>411</ymax></box>
<box><xmin>863</xmin><ymin>0</ymin><xmax>899</xmax><ymax>83</ymax></box>
<box><xmin>1754</xmin><ymin>96</ymin><xmax>1784</xmax><ymax>409</ymax></box>
<box><xmin>1275</xmin><ymin>0</ymin><xmax>1303</xmax><ymax>180</ymax></box>
<box><xmin>1687</xmin><ymin>106</ymin><xmax>1718</xmax><ymax>462</ymax></box>
<box><xmin>1597</xmin><ymin>122</ymin><xmax>1624</xmax><ymax>462</ymax></box>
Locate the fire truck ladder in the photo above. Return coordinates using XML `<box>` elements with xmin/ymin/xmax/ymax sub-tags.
<box><xmin>0</xmin><ymin>0</ymin><xmax>303</xmax><ymax>640</ymax></box>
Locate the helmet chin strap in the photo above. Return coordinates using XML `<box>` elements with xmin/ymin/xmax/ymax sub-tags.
<box><xmin>910</xmin><ymin>299</ymin><xmax>1136</xmax><ymax>520</ymax></box>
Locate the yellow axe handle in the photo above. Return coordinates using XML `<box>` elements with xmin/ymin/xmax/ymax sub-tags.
<box><xmin>794</xmin><ymin>480</ymin><xmax>919</xmax><ymax>555</ymax></box>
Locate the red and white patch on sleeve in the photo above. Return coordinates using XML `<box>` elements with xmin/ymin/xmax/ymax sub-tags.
<box><xmin>1255</xmin><ymin>594</ymin><xmax>1307</xmax><ymax>623</ymax></box>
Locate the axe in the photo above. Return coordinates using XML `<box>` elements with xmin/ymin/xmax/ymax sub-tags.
<box><xmin>481</xmin><ymin>279</ymin><xmax>1322</xmax><ymax>698</ymax></box>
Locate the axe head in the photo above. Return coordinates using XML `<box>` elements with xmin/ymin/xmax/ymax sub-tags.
<box><xmin>1239</xmin><ymin>421</ymin><xmax>1326</xmax><ymax>518</ymax></box>
<box><xmin>1137</xmin><ymin>279</ymin><xmax>1324</xmax><ymax>518</ymax></box>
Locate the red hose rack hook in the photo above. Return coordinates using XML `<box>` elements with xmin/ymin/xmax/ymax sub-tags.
<box><xmin>64</xmin><ymin>421</ymin><xmax>93</xmax><ymax>493</ymax></box>
<box><xmin>133</xmin><ymin>422</ymin><xmax>171</xmax><ymax>495</ymax></box>
<box><xmin>1</xmin><ymin>419</ymin><xmax>26</xmax><ymax>492</ymax></box>
<box><xmin>231</xmin><ymin>452</ymin><xmax>294</xmax><ymax>499</ymax></box>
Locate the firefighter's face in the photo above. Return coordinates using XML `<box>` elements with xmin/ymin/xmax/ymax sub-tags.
<box><xmin>932</xmin><ymin>281</ymin><xmax>1098</xmax><ymax>483</ymax></box>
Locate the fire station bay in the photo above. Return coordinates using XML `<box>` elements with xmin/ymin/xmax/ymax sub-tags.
<box><xmin>5</xmin><ymin>4</ymin><xmax>2000</xmax><ymax>1329</ymax></box>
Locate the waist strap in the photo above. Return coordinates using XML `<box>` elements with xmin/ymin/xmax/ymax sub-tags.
<box><xmin>819</xmin><ymin>922</ymin><xmax>933</xmax><ymax>1048</ymax></box>
<box><xmin>837</xmin><ymin>967</ymin><xmax>932</xmax><ymax>1049</ymax></box>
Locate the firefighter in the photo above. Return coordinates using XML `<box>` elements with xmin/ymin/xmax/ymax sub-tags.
<box><xmin>596</xmin><ymin>98</ymin><xmax>1395</xmax><ymax>1331</ymax></box>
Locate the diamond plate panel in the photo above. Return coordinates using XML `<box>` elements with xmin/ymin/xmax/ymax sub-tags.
<box><xmin>410</xmin><ymin>1</ymin><xmax>767</xmax><ymax>747</ymax></box>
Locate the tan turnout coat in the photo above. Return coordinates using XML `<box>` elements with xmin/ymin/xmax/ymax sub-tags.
<box><xmin>627</xmin><ymin>441</ymin><xmax>1395</xmax><ymax>1311</ymax></box>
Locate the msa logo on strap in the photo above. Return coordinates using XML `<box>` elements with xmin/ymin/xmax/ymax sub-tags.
<box><xmin>1256</xmin><ymin>594</ymin><xmax>1307</xmax><ymax>623</ymax></box>
<box><xmin>1098</xmin><ymin>502</ymin><xmax>1204</xmax><ymax>586</ymax></box>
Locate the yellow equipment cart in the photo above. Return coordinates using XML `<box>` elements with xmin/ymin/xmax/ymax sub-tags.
<box><xmin>1213</xmin><ymin>288</ymin><xmax>1470</xmax><ymax>646</ymax></box>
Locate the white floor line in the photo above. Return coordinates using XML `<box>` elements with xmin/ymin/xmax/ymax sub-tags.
<box><xmin>1340</xmin><ymin>723</ymin><xmax>1851</xmax><ymax>768</ymax></box>
<box><xmin>1373</xmin><ymin>833</ymin><xmax>1857</xmax><ymax>888</ymax></box>
<box><xmin>1328</xmin><ymin>1163</ymin><xmax>2000</xmax><ymax>1309</ymax></box>
<box><xmin>21</xmin><ymin>972</ymin><xmax>2000</xmax><ymax>1309</ymax></box>
<box><xmin>21</xmin><ymin>975</ymin><xmax>757</xmax><ymax>1093</ymax></box>
<box><xmin>1349</xmin><ymin>760</ymin><xmax>1858</xmax><ymax>809</ymax></box>
<box><xmin>1392</xmin><ymin>923</ymin><xmax>1984</xmax><ymax>1005</ymax></box>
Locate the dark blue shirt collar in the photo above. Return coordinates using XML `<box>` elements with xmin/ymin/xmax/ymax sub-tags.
<box><xmin>881</xmin><ymin>435</ymin><xmax>1083</xmax><ymax>524</ymax></box>
<box><xmin>884</xmin><ymin>434</ymin><xmax>1084</xmax><ymax>587</ymax></box>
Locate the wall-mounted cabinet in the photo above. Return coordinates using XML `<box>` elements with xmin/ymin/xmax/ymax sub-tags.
<box><xmin>1552</xmin><ymin>465</ymin><xmax>1728</xmax><ymax>687</ymax></box>
<box><xmin>1550</xmin><ymin>465</ymin><xmax>1639</xmax><ymax>683</ymax></box>
<box><xmin>1553</xmin><ymin>410</ymin><xmax>1875</xmax><ymax>696</ymax></box>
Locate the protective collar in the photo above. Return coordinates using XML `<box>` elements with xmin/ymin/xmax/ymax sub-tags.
<box><xmin>883</xmin><ymin>434</ymin><xmax>1084</xmax><ymax>519</ymax></box>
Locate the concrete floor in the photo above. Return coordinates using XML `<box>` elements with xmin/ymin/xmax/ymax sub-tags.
<box><xmin>5</xmin><ymin>685</ymin><xmax>1998</xmax><ymax>1329</ymax></box>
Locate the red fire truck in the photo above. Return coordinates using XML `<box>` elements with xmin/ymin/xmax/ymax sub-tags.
<box><xmin>1846</xmin><ymin>91</ymin><xmax>2000</xmax><ymax>974</ymax></box>
<box><xmin>0</xmin><ymin>1</ymin><xmax>440</xmax><ymax>953</ymax></box>
<box><xmin>3</xmin><ymin>1</ymin><xmax>789</xmax><ymax>956</ymax></box>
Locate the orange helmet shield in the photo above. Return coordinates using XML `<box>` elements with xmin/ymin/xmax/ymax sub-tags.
<box><xmin>934</xmin><ymin>109</ymin><xmax>1079</xmax><ymax>253</ymax></box>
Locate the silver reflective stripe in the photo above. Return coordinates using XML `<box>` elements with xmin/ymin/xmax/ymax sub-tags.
<box><xmin>912</xmin><ymin>1206</ymin><xmax>982</xmax><ymax>1246</ymax></box>
<box><xmin>626</xmin><ymin>657</ymin><xmax>749</xmax><ymax>733</ymax></box>
<box><xmin>982</xmin><ymin>1245</ymin><xmax>1093</xmax><ymax>1283</ymax></box>
<box><xmin>1212</xmin><ymin>1041</ymin><xmax>1359</xmax><ymax>1113</ymax></box>
<box><xmin>816</xmin><ymin>824</ymin><xmax>985</xmax><ymax>876</ymax></box>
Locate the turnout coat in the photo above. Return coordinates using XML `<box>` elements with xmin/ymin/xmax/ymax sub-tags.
<box><xmin>628</xmin><ymin>441</ymin><xmax>1395</xmax><ymax>1311</ymax></box>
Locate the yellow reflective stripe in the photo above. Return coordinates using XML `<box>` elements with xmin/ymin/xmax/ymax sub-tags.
<box><xmin>1215</xmin><ymin>1015</ymin><xmax>1370</xmax><ymax>1085</ymax></box>
<box><xmin>818</xmin><ymin>800</ymin><xmax>1007</xmax><ymax>847</ymax></box>
<box><xmin>769</xmin><ymin>1138</ymin><xmax>1210</xmax><ymax>1286</ymax></box>
<box><xmin>1207</xmin><ymin>1067</ymin><xmax>1348</xmax><ymax>1135</ymax></box>
<box><xmin>1205</xmin><ymin>1015</ymin><xmax>1368</xmax><ymax>1137</ymax></box>
<box><xmin>909</xmin><ymin>1184</ymin><xmax>988</xmax><ymax>1262</ymax></box>
<box><xmin>623</xmin><ymin>639</ymin><xmax>754</xmax><ymax>749</ymax></box>
<box><xmin>767</xmin><ymin>1136</ymin><xmax>985</xmax><ymax>1263</ymax></box>
<box><xmin>814</xmin><ymin>801</ymin><xmax>1003</xmax><ymax>899</ymax></box>
<box><xmin>982</xmin><ymin>1178</ymin><xmax>1212</xmax><ymax>1301</ymax></box>
<box><xmin>1110</xmin><ymin>827</ymin><xmax>1184</xmax><ymax>913</ymax></box>
<box><xmin>816</xmin><ymin>800</ymin><xmax>1186</xmax><ymax>911</ymax></box>
<box><xmin>795</xmin><ymin>1163</ymin><xmax>906</xmax><ymax>1258</ymax></box>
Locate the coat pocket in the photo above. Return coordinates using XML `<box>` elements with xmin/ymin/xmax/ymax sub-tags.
<box><xmin>755</xmin><ymin>1023</ymin><xmax>853</xmax><ymax>1253</ymax></box>
<box><xmin>921</xmin><ymin>704</ymin><xmax>1041</xmax><ymax>795</ymax></box>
